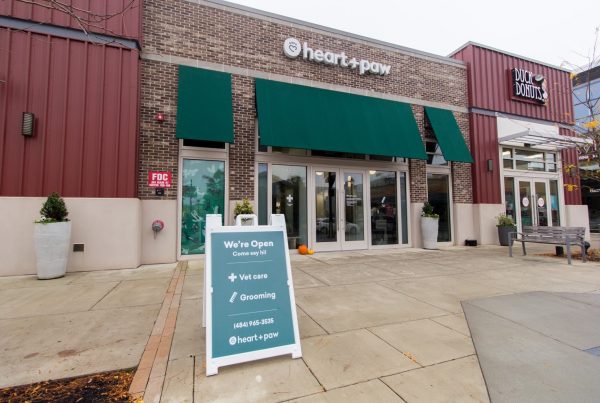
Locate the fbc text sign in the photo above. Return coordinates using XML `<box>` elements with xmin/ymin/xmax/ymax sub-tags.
<box><xmin>205</xmin><ymin>216</ymin><xmax>302</xmax><ymax>375</ymax></box>
<box><xmin>147</xmin><ymin>171</ymin><xmax>172</xmax><ymax>188</ymax></box>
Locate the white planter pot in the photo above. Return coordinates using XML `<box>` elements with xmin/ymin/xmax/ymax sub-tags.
<box><xmin>34</xmin><ymin>221</ymin><xmax>71</xmax><ymax>279</ymax></box>
<box><xmin>421</xmin><ymin>217</ymin><xmax>439</xmax><ymax>250</ymax></box>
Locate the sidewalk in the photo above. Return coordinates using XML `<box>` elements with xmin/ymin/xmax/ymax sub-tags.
<box><xmin>2</xmin><ymin>246</ymin><xmax>599</xmax><ymax>402</ymax></box>
<box><xmin>134</xmin><ymin>245</ymin><xmax>600</xmax><ymax>402</ymax></box>
<box><xmin>0</xmin><ymin>263</ymin><xmax>178</xmax><ymax>389</ymax></box>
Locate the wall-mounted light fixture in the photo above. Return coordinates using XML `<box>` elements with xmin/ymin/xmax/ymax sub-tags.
<box><xmin>22</xmin><ymin>112</ymin><xmax>35</xmax><ymax>137</ymax></box>
<box><xmin>487</xmin><ymin>159</ymin><xmax>494</xmax><ymax>172</ymax></box>
<box><xmin>155</xmin><ymin>112</ymin><xmax>165</xmax><ymax>123</ymax></box>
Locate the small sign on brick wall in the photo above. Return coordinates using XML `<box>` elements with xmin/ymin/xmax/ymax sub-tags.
<box><xmin>148</xmin><ymin>171</ymin><xmax>172</xmax><ymax>188</ymax></box>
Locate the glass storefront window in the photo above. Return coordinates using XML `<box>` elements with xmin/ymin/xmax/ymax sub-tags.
<box><xmin>258</xmin><ymin>163</ymin><xmax>268</xmax><ymax>225</ymax></box>
<box><xmin>425</xmin><ymin>140</ymin><xmax>447</xmax><ymax>166</ymax></box>
<box><xmin>504</xmin><ymin>177</ymin><xmax>516</xmax><ymax>224</ymax></box>
<box><xmin>427</xmin><ymin>173</ymin><xmax>451</xmax><ymax>242</ymax></box>
<box><xmin>400</xmin><ymin>172</ymin><xmax>408</xmax><ymax>244</ymax></box>
<box><xmin>370</xmin><ymin>171</ymin><xmax>398</xmax><ymax>245</ymax></box>
<box><xmin>315</xmin><ymin>171</ymin><xmax>337</xmax><ymax>243</ymax></box>
<box><xmin>549</xmin><ymin>180</ymin><xmax>561</xmax><ymax>226</ymax></box>
<box><xmin>181</xmin><ymin>159</ymin><xmax>225</xmax><ymax>255</ymax></box>
<box><xmin>504</xmin><ymin>147</ymin><xmax>556</xmax><ymax>172</ymax></box>
<box><xmin>272</xmin><ymin>165</ymin><xmax>307</xmax><ymax>248</ymax></box>
<box><xmin>345</xmin><ymin>173</ymin><xmax>365</xmax><ymax>241</ymax></box>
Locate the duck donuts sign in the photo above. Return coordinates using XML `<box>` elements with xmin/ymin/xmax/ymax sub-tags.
<box><xmin>511</xmin><ymin>68</ymin><xmax>548</xmax><ymax>104</ymax></box>
<box><xmin>283</xmin><ymin>37</ymin><xmax>392</xmax><ymax>76</ymax></box>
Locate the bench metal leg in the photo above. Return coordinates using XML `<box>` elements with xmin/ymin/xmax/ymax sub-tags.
<box><xmin>509</xmin><ymin>237</ymin><xmax>513</xmax><ymax>257</ymax></box>
<box><xmin>522</xmin><ymin>241</ymin><xmax>527</xmax><ymax>256</ymax></box>
<box><xmin>566</xmin><ymin>241</ymin><xmax>572</xmax><ymax>265</ymax></box>
<box><xmin>581</xmin><ymin>242</ymin><xmax>587</xmax><ymax>263</ymax></box>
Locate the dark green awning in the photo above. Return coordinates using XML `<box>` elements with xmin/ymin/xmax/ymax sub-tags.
<box><xmin>255</xmin><ymin>79</ymin><xmax>427</xmax><ymax>159</ymax></box>
<box><xmin>424</xmin><ymin>107</ymin><xmax>473</xmax><ymax>163</ymax></box>
<box><xmin>176</xmin><ymin>66</ymin><xmax>234</xmax><ymax>143</ymax></box>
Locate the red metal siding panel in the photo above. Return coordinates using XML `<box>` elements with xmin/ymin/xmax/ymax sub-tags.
<box><xmin>0</xmin><ymin>28</ymin><xmax>139</xmax><ymax>197</ymax></box>
<box><xmin>560</xmin><ymin>128</ymin><xmax>582</xmax><ymax>205</ymax></box>
<box><xmin>0</xmin><ymin>0</ymin><xmax>141</xmax><ymax>41</ymax></box>
<box><xmin>452</xmin><ymin>44</ymin><xmax>573</xmax><ymax>125</ymax></box>
<box><xmin>470</xmin><ymin>113</ymin><xmax>501</xmax><ymax>204</ymax></box>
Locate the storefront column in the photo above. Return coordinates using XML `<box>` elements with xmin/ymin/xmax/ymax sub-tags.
<box><xmin>229</xmin><ymin>75</ymin><xmax>257</xmax><ymax>222</ymax></box>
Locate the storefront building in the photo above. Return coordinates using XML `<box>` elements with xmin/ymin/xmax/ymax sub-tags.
<box><xmin>1</xmin><ymin>0</ymin><xmax>589</xmax><ymax>276</ymax></box>
<box><xmin>451</xmin><ymin>43</ymin><xmax>589</xmax><ymax>243</ymax></box>
<box><xmin>139</xmin><ymin>0</ymin><xmax>475</xmax><ymax>261</ymax></box>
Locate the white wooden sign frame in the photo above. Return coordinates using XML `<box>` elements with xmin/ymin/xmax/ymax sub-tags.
<box><xmin>204</xmin><ymin>214</ymin><xmax>302</xmax><ymax>376</ymax></box>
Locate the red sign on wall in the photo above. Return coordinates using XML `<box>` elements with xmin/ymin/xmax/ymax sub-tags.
<box><xmin>148</xmin><ymin>171</ymin><xmax>172</xmax><ymax>188</ymax></box>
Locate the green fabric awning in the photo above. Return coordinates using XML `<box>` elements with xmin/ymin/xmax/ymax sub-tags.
<box><xmin>424</xmin><ymin>106</ymin><xmax>473</xmax><ymax>163</ymax></box>
<box><xmin>255</xmin><ymin>79</ymin><xmax>427</xmax><ymax>159</ymax></box>
<box><xmin>176</xmin><ymin>66</ymin><xmax>234</xmax><ymax>143</ymax></box>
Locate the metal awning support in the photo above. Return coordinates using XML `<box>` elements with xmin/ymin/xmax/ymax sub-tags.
<box><xmin>498</xmin><ymin>129</ymin><xmax>591</xmax><ymax>150</ymax></box>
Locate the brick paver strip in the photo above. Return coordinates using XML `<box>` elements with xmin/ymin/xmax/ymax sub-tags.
<box><xmin>129</xmin><ymin>261</ymin><xmax>188</xmax><ymax>401</ymax></box>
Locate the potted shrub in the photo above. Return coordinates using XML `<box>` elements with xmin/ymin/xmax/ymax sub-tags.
<box><xmin>234</xmin><ymin>198</ymin><xmax>254</xmax><ymax>225</ymax></box>
<box><xmin>496</xmin><ymin>213</ymin><xmax>517</xmax><ymax>246</ymax></box>
<box><xmin>34</xmin><ymin>193</ymin><xmax>71</xmax><ymax>279</ymax></box>
<box><xmin>421</xmin><ymin>201</ymin><xmax>439</xmax><ymax>250</ymax></box>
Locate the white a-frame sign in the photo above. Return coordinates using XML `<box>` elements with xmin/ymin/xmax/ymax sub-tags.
<box><xmin>204</xmin><ymin>214</ymin><xmax>302</xmax><ymax>376</ymax></box>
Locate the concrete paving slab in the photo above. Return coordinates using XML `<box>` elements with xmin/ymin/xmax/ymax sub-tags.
<box><xmin>455</xmin><ymin>269</ymin><xmax>593</xmax><ymax>294</ymax></box>
<box><xmin>72</xmin><ymin>264</ymin><xmax>176</xmax><ymax>283</ymax></box>
<box><xmin>161</xmin><ymin>357</ymin><xmax>195</xmax><ymax>403</ymax></box>
<box><xmin>295</xmin><ymin>283</ymin><xmax>447</xmax><ymax>332</ymax></box>
<box><xmin>381</xmin><ymin>356</ymin><xmax>489</xmax><ymax>403</ymax></box>
<box><xmin>303</xmin><ymin>263</ymin><xmax>399</xmax><ymax>286</ymax></box>
<box><xmin>371</xmin><ymin>260</ymin><xmax>458</xmax><ymax>278</ymax></box>
<box><xmin>384</xmin><ymin>275</ymin><xmax>511</xmax><ymax>314</ymax></box>
<box><xmin>463</xmin><ymin>300</ymin><xmax>600</xmax><ymax>403</ymax></box>
<box><xmin>431</xmin><ymin>313</ymin><xmax>471</xmax><ymax>337</ymax></box>
<box><xmin>369</xmin><ymin>319</ymin><xmax>474</xmax><ymax>366</ymax></box>
<box><xmin>467</xmin><ymin>291</ymin><xmax>600</xmax><ymax>350</ymax></box>
<box><xmin>0</xmin><ymin>304</ymin><xmax>161</xmax><ymax>388</ymax></box>
<box><xmin>0</xmin><ymin>273</ymin><xmax>85</xmax><ymax>289</ymax></box>
<box><xmin>193</xmin><ymin>356</ymin><xmax>322</xmax><ymax>403</ymax></box>
<box><xmin>289</xmin><ymin>379</ymin><xmax>402</xmax><ymax>402</ymax></box>
<box><xmin>170</xmin><ymin>298</ymin><xmax>204</xmax><ymax>361</ymax></box>
<box><xmin>297</xmin><ymin>307</ymin><xmax>327</xmax><ymax>339</ymax></box>
<box><xmin>182</xmin><ymin>274</ymin><xmax>203</xmax><ymax>300</ymax></box>
<box><xmin>92</xmin><ymin>277</ymin><xmax>171</xmax><ymax>310</ymax></box>
<box><xmin>300</xmin><ymin>329</ymin><xmax>418</xmax><ymax>390</ymax></box>
<box><xmin>554</xmin><ymin>292</ymin><xmax>600</xmax><ymax>307</ymax></box>
<box><xmin>291</xmin><ymin>268</ymin><xmax>327</xmax><ymax>289</ymax></box>
<box><xmin>0</xmin><ymin>281</ymin><xmax>119</xmax><ymax>319</ymax></box>
<box><xmin>186</xmin><ymin>259</ymin><xmax>204</xmax><ymax>274</ymax></box>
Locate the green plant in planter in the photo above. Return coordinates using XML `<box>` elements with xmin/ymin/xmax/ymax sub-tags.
<box><xmin>421</xmin><ymin>202</ymin><xmax>439</xmax><ymax>219</ymax></box>
<box><xmin>495</xmin><ymin>213</ymin><xmax>516</xmax><ymax>246</ymax></box>
<box><xmin>495</xmin><ymin>213</ymin><xmax>515</xmax><ymax>227</ymax></box>
<box><xmin>234</xmin><ymin>198</ymin><xmax>254</xmax><ymax>221</ymax></box>
<box><xmin>37</xmin><ymin>193</ymin><xmax>69</xmax><ymax>223</ymax></box>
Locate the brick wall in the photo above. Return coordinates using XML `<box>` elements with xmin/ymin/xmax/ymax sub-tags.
<box><xmin>229</xmin><ymin>75</ymin><xmax>256</xmax><ymax>200</ymax></box>
<box><xmin>139</xmin><ymin>60</ymin><xmax>179</xmax><ymax>200</ymax></box>
<box><xmin>139</xmin><ymin>0</ymin><xmax>472</xmax><ymax>204</ymax></box>
<box><xmin>452</xmin><ymin>112</ymin><xmax>473</xmax><ymax>204</ymax></box>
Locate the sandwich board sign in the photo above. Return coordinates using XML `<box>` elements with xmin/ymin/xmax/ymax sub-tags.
<box><xmin>204</xmin><ymin>214</ymin><xmax>302</xmax><ymax>376</ymax></box>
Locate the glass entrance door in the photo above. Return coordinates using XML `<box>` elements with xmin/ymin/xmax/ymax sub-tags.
<box><xmin>313</xmin><ymin>168</ymin><xmax>367</xmax><ymax>251</ymax></box>
<box><xmin>517</xmin><ymin>179</ymin><xmax>551</xmax><ymax>228</ymax></box>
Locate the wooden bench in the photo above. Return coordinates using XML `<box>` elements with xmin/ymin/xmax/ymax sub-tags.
<box><xmin>509</xmin><ymin>226</ymin><xmax>587</xmax><ymax>265</ymax></box>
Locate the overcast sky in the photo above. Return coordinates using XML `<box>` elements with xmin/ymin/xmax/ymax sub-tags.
<box><xmin>227</xmin><ymin>0</ymin><xmax>599</xmax><ymax>69</ymax></box>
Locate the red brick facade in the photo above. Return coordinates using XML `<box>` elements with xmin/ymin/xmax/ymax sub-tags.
<box><xmin>138</xmin><ymin>0</ymin><xmax>472</xmax><ymax>206</ymax></box>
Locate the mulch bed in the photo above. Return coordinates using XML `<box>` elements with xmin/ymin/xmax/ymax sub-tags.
<box><xmin>0</xmin><ymin>369</ymin><xmax>140</xmax><ymax>403</ymax></box>
<box><xmin>537</xmin><ymin>248</ymin><xmax>600</xmax><ymax>262</ymax></box>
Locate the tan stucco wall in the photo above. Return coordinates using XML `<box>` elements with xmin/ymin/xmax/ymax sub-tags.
<box><xmin>141</xmin><ymin>200</ymin><xmax>178</xmax><ymax>264</ymax></box>
<box><xmin>565</xmin><ymin>204</ymin><xmax>591</xmax><ymax>241</ymax></box>
<box><xmin>0</xmin><ymin>197</ymin><xmax>142</xmax><ymax>276</ymax></box>
<box><xmin>453</xmin><ymin>203</ymin><xmax>476</xmax><ymax>245</ymax></box>
<box><xmin>473</xmin><ymin>203</ymin><xmax>506</xmax><ymax>245</ymax></box>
